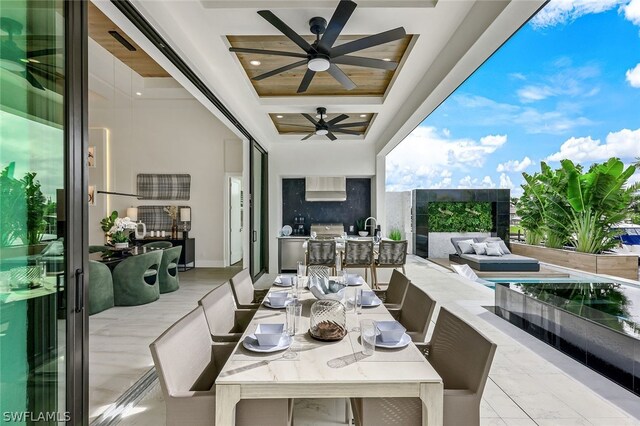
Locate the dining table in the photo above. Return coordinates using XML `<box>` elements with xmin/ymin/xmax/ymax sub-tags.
<box><xmin>88</xmin><ymin>246</ymin><xmax>165</xmax><ymax>270</ymax></box>
<box><xmin>214</xmin><ymin>277</ymin><xmax>443</xmax><ymax>425</ymax></box>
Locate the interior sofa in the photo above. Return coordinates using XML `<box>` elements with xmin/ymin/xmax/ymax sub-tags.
<box><xmin>449</xmin><ymin>236</ymin><xmax>540</xmax><ymax>272</ymax></box>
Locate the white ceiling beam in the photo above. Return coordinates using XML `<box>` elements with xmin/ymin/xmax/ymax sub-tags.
<box><xmin>200</xmin><ymin>1</ymin><xmax>437</xmax><ymax>9</ymax></box>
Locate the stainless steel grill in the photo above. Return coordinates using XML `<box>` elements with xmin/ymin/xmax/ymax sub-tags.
<box><xmin>310</xmin><ymin>223</ymin><xmax>344</xmax><ymax>238</ymax></box>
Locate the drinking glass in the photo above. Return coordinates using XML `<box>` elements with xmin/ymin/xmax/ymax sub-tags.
<box><xmin>297</xmin><ymin>261</ymin><xmax>305</xmax><ymax>277</ymax></box>
<box><xmin>310</xmin><ymin>231</ymin><xmax>317</xmax><ymax>239</ymax></box>
<box><xmin>345</xmin><ymin>287</ymin><xmax>357</xmax><ymax>313</ymax></box>
<box><xmin>360</xmin><ymin>320</ymin><xmax>376</xmax><ymax>356</ymax></box>
<box><xmin>285</xmin><ymin>302</ymin><xmax>302</xmax><ymax>336</ymax></box>
<box><xmin>355</xmin><ymin>288</ymin><xmax>363</xmax><ymax>315</ymax></box>
<box><xmin>342</xmin><ymin>231</ymin><xmax>348</xmax><ymax>240</ymax></box>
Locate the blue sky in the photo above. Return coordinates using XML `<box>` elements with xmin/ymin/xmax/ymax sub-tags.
<box><xmin>386</xmin><ymin>0</ymin><xmax>640</xmax><ymax>196</ymax></box>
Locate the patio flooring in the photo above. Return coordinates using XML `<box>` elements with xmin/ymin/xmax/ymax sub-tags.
<box><xmin>114</xmin><ymin>256</ymin><xmax>640</xmax><ymax>426</ymax></box>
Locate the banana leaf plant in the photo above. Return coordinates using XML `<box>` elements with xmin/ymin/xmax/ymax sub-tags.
<box><xmin>562</xmin><ymin>158</ymin><xmax>638</xmax><ymax>253</ymax></box>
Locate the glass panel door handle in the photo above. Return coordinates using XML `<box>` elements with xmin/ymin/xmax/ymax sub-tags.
<box><xmin>75</xmin><ymin>269</ymin><xmax>84</xmax><ymax>313</ymax></box>
<box><xmin>253</xmin><ymin>231</ymin><xmax>257</xmax><ymax>242</ymax></box>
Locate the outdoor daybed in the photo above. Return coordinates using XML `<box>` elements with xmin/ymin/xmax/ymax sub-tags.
<box><xmin>449</xmin><ymin>236</ymin><xmax>540</xmax><ymax>272</ymax></box>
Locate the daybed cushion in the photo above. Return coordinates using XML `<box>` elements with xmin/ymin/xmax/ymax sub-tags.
<box><xmin>476</xmin><ymin>237</ymin><xmax>511</xmax><ymax>254</ymax></box>
<box><xmin>460</xmin><ymin>253</ymin><xmax>537</xmax><ymax>264</ymax></box>
<box><xmin>451</xmin><ymin>237</ymin><xmax>476</xmax><ymax>255</ymax></box>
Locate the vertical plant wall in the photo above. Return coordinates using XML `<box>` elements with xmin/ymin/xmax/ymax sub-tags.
<box><xmin>427</xmin><ymin>202</ymin><xmax>493</xmax><ymax>232</ymax></box>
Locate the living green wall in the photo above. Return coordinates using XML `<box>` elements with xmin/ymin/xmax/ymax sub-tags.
<box><xmin>427</xmin><ymin>202</ymin><xmax>493</xmax><ymax>232</ymax></box>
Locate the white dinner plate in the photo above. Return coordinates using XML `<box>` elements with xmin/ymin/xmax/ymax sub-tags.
<box><xmin>345</xmin><ymin>275</ymin><xmax>365</xmax><ymax>286</ymax></box>
<box><xmin>375</xmin><ymin>333</ymin><xmax>411</xmax><ymax>349</ymax></box>
<box><xmin>243</xmin><ymin>334</ymin><xmax>292</xmax><ymax>353</ymax></box>
<box><xmin>281</xmin><ymin>225</ymin><xmax>292</xmax><ymax>236</ymax></box>
<box><xmin>263</xmin><ymin>296</ymin><xmax>292</xmax><ymax>309</ymax></box>
<box><xmin>362</xmin><ymin>296</ymin><xmax>382</xmax><ymax>308</ymax></box>
<box><xmin>273</xmin><ymin>275</ymin><xmax>293</xmax><ymax>287</ymax></box>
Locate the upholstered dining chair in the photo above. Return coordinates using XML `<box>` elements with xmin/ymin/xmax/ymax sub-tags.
<box><xmin>159</xmin><ymin>246</ymin><xmax>182</xmax><ymax>293</ymax></box>
<box><xmin>112</xmin><ymin>251</ymin><xmax>162</xmax><ymax>306</ymax></box>
<box><xmin>88</xmin><ymin>260</ymin><xmax>114</xmax><ymax>315</ymax></box>
<box><xmin>150</xmin><ymin>307</ymin><xmax>293</xmax><ymax>426</ymax></box>
<box><xmin>306</xmin><ymin>239</ymin><xmax>337</xmax><ymax>275</ymax></box>
<box><xmin>351</xmin><ymin>307</ymin><xmax>497</xmax><ymax>426</ymax></box>
<box><xmin>229</xmin><ymin>268</ymin><xmax>267</xmax><ymax>309</ymax></box>
<box><xmin>143</xmin><ymin>240</ymin><xmax>173</xmax><ymax>249</ymax></box>
<box><xmin>373</xmin><ymin>240</ymin><xmax>408</xmax><ymax>284</ymax></box>
<box><xmin>387</xmin><ymin>283</ymin><xmax>436</xmax><ymax>343</ymax></box>
<box><xmin>342</xmin><ymin>240</ymin><xmax>375</xmax><ymax>284</ymax></box>
<box><xmin>373</xmin><ymin>269</ymin><xmax>410</xmax><ymax>310</ymax></box>
<box><xmin>198</xmin><ymin>281</ymin><xmax>255</xmax><ymax>342</ymax></box>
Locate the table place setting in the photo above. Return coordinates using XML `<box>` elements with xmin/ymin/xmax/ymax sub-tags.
<box><xmin>374</xmin><ymin>320</ymin><xmax>411</xmax><ymax>349</ymax></box>
<box><xmin>273</xmin><ymin>274</ymin><xmax>294</xmax><ymax>287</ymax></box>
<box><xmin>343</xmin><ymin>273</ymin><xmax>365</xmax><ymax>286</ymax></box>
<box><xmin>262</xmin><ymin>291</ymin><xmax>294</xmax><ymax>309</ymax></box>
<box><xmin>242</xmin><ymin>323</ymin><xmax>293</xmax><ymax>353</ymax></box>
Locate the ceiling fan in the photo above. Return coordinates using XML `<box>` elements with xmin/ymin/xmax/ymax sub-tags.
<box><xmin>281</xmin><ymin>107</ymin><xmax>368</xmax><ymax>141</ymax></box>
<box><xmin>0</xmin><ymin>17</ymin><xmax>61</xmax><ymax>91</ymax></box>
<box><xmin>229</xmin><ymin>0</ymin><xmax>406</xmax><ymax>93</ymax></box>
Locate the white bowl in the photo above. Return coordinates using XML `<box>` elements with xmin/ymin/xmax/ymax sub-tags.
<box><xmin>375</xmin><ymin>321</ymin><xmax>406</xmax><ymax>343</ymax></box>
<box><xmin>255</xmin><ymin>323</ymin><xmax>284</xmax><ymax>346</ymax></box>
<box><xmin>278</xmin><ymin>276</ymin><xmax>292</xmax><ymax>286</ymax></box>
<box><xmin>268</xmin><ymin>292</ymin><xmax>289</xmax><ymax>307</ymax></box>
<box><xmin>361</xmin><ymin>290</ymin><xmax>376</xmax><ymax>305</ymax></box>
<box><xmin>358</xmin><ymin>231</ymin><xmax>369</xmax><ymax>237</ymax></box>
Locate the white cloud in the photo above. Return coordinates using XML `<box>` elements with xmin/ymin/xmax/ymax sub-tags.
<box><xmin>452</xmin><ymin>94</ymin><xmax>593</xmax><ymax>135</ymax></box>
<box><xmin>499</xmin><ymin>173</ymin><xmax>515</xmax><ymax>189</ymax></box>
<box><xmin>626</xmin><ymin>63</ymin><xmax>640</xmax><ymax>88</ymax></box>
<box><xmin>545</xmin><ymin>128</ymin><xmax>640</xmax><ymax>162</ymax></box>
<box><xmin>385</xmin><ymin>127</ymin><xmax>506</xmax><ymax>191</ymax></box>
<box><xmin>456</xmin><ymin>175</ymin><xmax>496</xmax><ymax>189</ymax></box>
<box><xmin>623</xmin><ymin>0</ymin><xmax>640</xmax><ymax>25</ymax></box>
<box><xmin>497</xmin><ymin>156</ymin><xmax>533</xmax><ymax>172</ymax></box>
<box><xmin>530</xmin><ymin>0</ymin><xmax>625</xmax><ymax>29</ymax></box>
<box><xmin>516</xmin><ymin>63</ymin><xmax>600</xmax><ymax>103</ymax></box>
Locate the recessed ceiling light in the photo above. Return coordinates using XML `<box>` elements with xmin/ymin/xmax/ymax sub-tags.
<box><xmin>359</xmin><ymin>114</ymin><xmax>367</xmax><ymax>118</ymax></box>
<box><xmin>382</xmin><ymin>58</ymin><xmax>391</xmax><ymax>62</ymax></box>
<box><xmin>135</xmin><ymin>92</ymin><xmax>142</xmax><ymax>96</ymax></box>
<box><xmin>250</xmin><ymin>60</ymin><xmax>261</xmax><ymax>66</ymax></box>
<box><xmin>276</xmin><ymin>115</ymin><xmax>284</xmax><ymax>118</ymax></box>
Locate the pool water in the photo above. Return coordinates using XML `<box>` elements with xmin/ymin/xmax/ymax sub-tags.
<box><xmin>488</xmin><ymin>278</ymin><xmax>640</xmax><ymax>339</ymax></box>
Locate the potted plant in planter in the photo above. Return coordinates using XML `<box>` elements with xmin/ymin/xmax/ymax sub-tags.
<box><xmin>101</xmin><ymin>211</ymin><xmax>136</xmax><ymax>249</ymax></box>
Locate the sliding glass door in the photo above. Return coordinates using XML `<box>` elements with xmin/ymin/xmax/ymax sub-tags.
<box><xmin>250</xmin><ymin>141</ymin><xmax>268</xmax><ymax>279</ymax></box>
<box><xmin>0</xmin><ymin>0</ymin><xmax>87</xmax><ymax>423</ymax></box>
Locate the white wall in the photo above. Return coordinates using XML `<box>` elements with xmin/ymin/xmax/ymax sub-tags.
<box><xmin>267</xmin><ymin>141</ymin><xmax>377</xmax><ymax>272</ymax></box>
<box><xmin>88</xmin><ymin>38</ymin><xmax>242</xmax><ymax>267</ymax></box>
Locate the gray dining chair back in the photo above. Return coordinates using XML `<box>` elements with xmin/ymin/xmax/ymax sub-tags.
<box><xmin>380</xmin><ymin>269</ymin><xmax>410</xmax><ymax>308</ymax></box>
<box><xmin>230</xmin><ymin>268</ymin><xmax>262</xmax><ymax>309</ymax></box>
<box><xmin>377</xmin><ymin>240</ymin><xmax>408</xmax><ymax>266</ymax></box>
<box><xmin>306</xmin><ymin>240</ymin><xmax>337</xmax><ymax>267</ymax></box>
<box><xmin>397</xmin><ymin>284</ymin><xmax>436</xmax><ymax>343</ymax></box>
<box><xmin>150</xmin><ymin>307</ymin><xmax>292</xmax><ymax>425</ymax></box>
<box><xmin>88</xmin><ymin>260</ymin><xmax>114</xmax><ymax>315</ymax></box>
<box><xmin>350</xmin><ymin>307</ymin><xmax>497</xmax><ymax>426</ymax></box>
<box><xmin>112</xmin><ymin>250</ymin><xmax>162</xmax><ymax>306</ymax></box>
<box><xmin>159</xmin><ymin>246</ymin><xmax>181</xmax><ymax>293</ymax></box>
<box><xmin>343</xmin><ymin>240</ymin><xmax>374</xmax><ymax>282</ymax></box>
<box><xmin>143</xmin><ymin>241</ymin><xmax>173</xmax><ymax>249</ymax></box>
<box><xmin>198</xmin><ymin>282</ymin><xmax>254</xmax><ymax>342</ymax></box>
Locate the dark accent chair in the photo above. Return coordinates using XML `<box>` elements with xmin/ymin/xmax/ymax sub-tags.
<box><xmin>88</xmin><ymin>260</ymin><xmax>114</xmax><ymax>315</ymax></box>
<box><xmin>112</xmin><ymin>251</ymin><xmax>162</xmax><ymax>306</ymax></box>
<box><xmin>143</xmin><ymin>241</ymin><xmax>173</xmax><ymax>249</ymax></box>
<box><xmin>159</xmin><ymin>246</ymin><xmax>182</xmax><ymax>294</ymax></box>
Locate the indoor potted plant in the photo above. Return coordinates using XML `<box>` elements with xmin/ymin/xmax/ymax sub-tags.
<box><xmin>356</xmin><ymin>218</ymin><xmax>368</xmax><ymax>237</ymax></box>
<box><xmin>101</xmin><ymin>211</ymin><xmax>136</xmax><ymax>249</ymax></box>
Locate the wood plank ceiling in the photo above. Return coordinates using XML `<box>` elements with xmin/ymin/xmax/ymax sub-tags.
<box><xmin>228</xmin><ymin>34</ymin><xmax>412</xmax><ymax>97</ymax></box>
<box><xmin>88</xmin><ymin>2</ymin><xmax>169</xmax><ymax>78</ymax></box>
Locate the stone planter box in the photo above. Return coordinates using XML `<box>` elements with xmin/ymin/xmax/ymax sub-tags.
<box><xmin>428</xmin><ymin>232</ymin><xmax>491</xmax><ymax>258</ymax></box>
<box><xmin>511</xmin><ymin>242</ymin><xmax>638</xmax><ymax>280</ymax></box>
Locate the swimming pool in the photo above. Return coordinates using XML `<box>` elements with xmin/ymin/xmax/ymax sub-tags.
<box><xmin>493</xmin><ymin>277</ymin><xmax>640</xmax><ymax>395</ymax></box>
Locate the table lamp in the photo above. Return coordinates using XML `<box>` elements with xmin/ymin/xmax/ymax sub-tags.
<box><xmin>180</xmin><ymin>207</ymin><xmax>191</xmax><ymax>239</ymax></box>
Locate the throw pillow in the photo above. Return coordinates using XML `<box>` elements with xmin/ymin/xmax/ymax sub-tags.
<box><xmin>486</xmin><ymin>244</ymin><xmax>503</xmax><ymax>256</ymax></box>
<box><xmin>485</xmin><ymin>237</ymin><xmax>512</xmax><ymax>254</ymax></box>
<box><xmin>486</xmin><ymin>242</ymin><xmax>504</xmax><ymax>255</ymax></box>
<box><xmin>471</xmin><ymin>242</ymin><xmax>488</xmax><ymax>255</ymax></box>
<box><xmin>457</xmin><ymin>239</ymin><xmax>476</xmax><ymax>254</ymax></box>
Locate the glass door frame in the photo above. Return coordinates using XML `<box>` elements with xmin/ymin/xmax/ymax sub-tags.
<box><xmin>64</xmin><ymin>0</ymin><xmax>88</xmax><ymax>423</ymax></box>
<box><xmin>249</xmin><ymin>140</ymin><xmax>268</xmax><ymax>280</ymax></box>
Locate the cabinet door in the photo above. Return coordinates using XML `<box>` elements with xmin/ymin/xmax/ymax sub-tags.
<box><xmin>281</xmin><ymin>240</ymin><xmax>305</xmax><ymax>271</ymax></box>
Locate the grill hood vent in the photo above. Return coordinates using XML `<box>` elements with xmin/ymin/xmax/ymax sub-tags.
<box><xmin>305</xmin><ymin>177</ymin><xmax>347</xmax><ymax>202</ymax></box>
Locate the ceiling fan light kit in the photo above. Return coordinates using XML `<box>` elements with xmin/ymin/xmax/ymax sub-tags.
<box><xmin>229</xmin><ymin>0</ymin><xmax>406</xmax><ymax>93</ymax></box>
